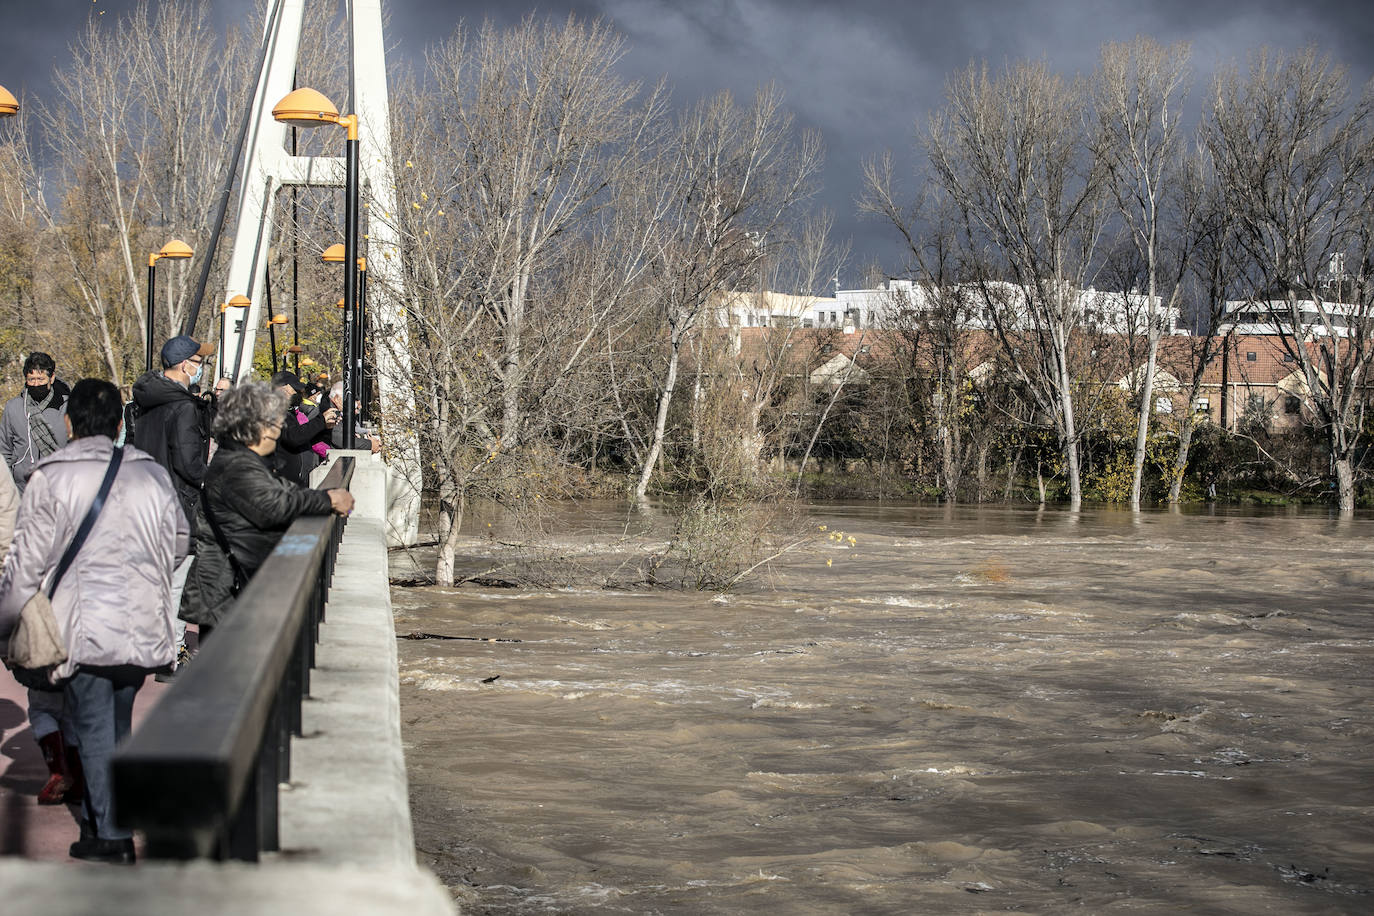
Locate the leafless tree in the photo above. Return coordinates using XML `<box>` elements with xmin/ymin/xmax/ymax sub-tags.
<box><xmin>1204</xmin><ymin>47</ymin><xmax>1374</xmax><ymax>515</ymax></box>
<box><xmin>631</xmin><ymin>85</ymin><xmax>823</xmax><ymax>502</ymax></box>
<box><xmin>21</xmin><ymin>1</ymin><xmax>248</xmax><ymax>383</ymax></box>
<box><xmin>1093</xmin><ymin>36</ymin><xmax>1194</xmax><ymax>509</ymax></box>
<box><xmin>387</xmin><ymin>15</ymin><xmax>668</xmax><ymax>584</ymax></box>
<box><xmin>1157</xmin><ymin>148</ymin><xmax>1241</xmax><ymax>504</ymax></box>
<box><xmin>860</xmin><ymin>163</ymin><xmax>980</xmax><ymax>501</ymax></box>
<box><xmin>927</xmin><ymin>61</ymin><xmax>1111</xmax><ymax>509</ymax></box>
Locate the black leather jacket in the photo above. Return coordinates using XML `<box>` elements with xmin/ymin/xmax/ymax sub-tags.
<box><xmin>200</xmin><ymin>439</ymin><xmax>334</xmax><ymax>576</ymax></box>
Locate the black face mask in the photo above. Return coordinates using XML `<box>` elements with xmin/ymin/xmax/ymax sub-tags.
<box><xmin>289</xmin><ymin>391</ymin><xmax>303</xmax><ymax>408</ymax></box>
<box><xmin>27</xmin><ymin>385</ymin><xmax>50</xmax><ymax>402</ymax></box>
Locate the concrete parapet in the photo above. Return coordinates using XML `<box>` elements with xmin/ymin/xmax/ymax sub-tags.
<box><xmin>279</xmin><ymin>511</ymin><xmax>415</xmax><ymax>865</ymax></box>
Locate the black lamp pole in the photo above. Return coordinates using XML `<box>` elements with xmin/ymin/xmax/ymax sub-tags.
<box><xmin>341</xmin><ymin>119</ymin><xmax>359</xmax><ymax>449</ymax></box>
<box><xmin>356</xmin><ymin>262</ymin><xmax>367</xmax><ymax>422</ymax></box>
<box><xmin>145</xmin><ymin>258</ymin><xmax>158</xmax><ymax>374</ymax></box>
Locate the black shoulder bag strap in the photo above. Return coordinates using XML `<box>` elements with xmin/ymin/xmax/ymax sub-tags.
<box><xmin>47</xmin><ymin>446</ymin><xmax>124</xmax><ymax>598</ymax></box>
<box><xmin>201</xmin><ymin>486</ymin><xmax>248</xmax><ymax>591</ymax></box>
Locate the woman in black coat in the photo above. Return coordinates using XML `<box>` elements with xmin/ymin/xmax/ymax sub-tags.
<box><xmin>181</xmin><ymin>382</ymin><xmax>354</xmax><ymax>630</ymax></box>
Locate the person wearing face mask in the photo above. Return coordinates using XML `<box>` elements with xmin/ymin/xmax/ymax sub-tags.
<box><xmin>178</xmin><ymin>383</ymin><xmax>353</xmax><ymax>639</ymax></box>
<box><xmin>0</xmin><ymin>352</ymin><xmax>70</xmax><ymax>494</ymax></box>
<box><xmin>130</xmin><ymin>335</ymin><xmax>214</xmax><ymax>673</ymax></box>
<box><xmin>268</xmin><ymin>369</ymin><xmax>338</xmax><ymax>487</ymax></box>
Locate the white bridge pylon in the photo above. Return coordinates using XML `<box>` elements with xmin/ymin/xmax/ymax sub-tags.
<box><xmin>218</xmin><ymin>0</ymin><xmax>419</xmax><ymax>546</ymax></box>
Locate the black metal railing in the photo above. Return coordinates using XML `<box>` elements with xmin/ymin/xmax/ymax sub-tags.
<box><xmin>112</xmin><ymin>457</ymin><xmax>355</xmax><ymax>860</ymax></box>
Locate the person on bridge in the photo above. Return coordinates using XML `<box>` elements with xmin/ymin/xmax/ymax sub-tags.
<box><xmin>269</xmin><ymin>369</ymin><xmax>338</xmax><ymax>487</ymax></box>
<box><xmin>0</xmin><ymin>378</ymin><xmax>188</xmax><ymax>864</ymax></box>
<box><xmin>131</xmin><ymin>335</ymin><xmax>214</xmax><ymax>675</ymax></box>
<box><xmin>322</xmin><ymin>380</ymin><xmax>381</xmax><ymax>454</ymax></box>
<box><xmin>179</xmin><ymin>383</ymin><xmax>353</xmax><ymax>637</ymax></box>
<box><xmin>0</xmin><ymin>352</ymin><xmax>69</xmax><ymax>494</ymax></box>
<box><xmin>0</xmin><ymin>354</ymin><xmax>84</xmax><ymax>805</ymax></box>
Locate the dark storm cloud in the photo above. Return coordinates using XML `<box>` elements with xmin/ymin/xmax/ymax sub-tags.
<box><xmin>5</xmin><ymin>0</ymin><xmax>1373</xmax><ymax>273</ymax></box>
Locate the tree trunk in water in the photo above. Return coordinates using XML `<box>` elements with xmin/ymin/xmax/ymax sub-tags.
<box><xmin>435</xmin><ymin>492</ymin><xmax>467</xmax><ymax>587</ymax></box>
<box><xmin>1335</xmin><ymin>455</ymin><xmax>1355</xmax><ymax>517</ymax></box>
<box><xmin>1055</xmin><ymin>339</ymin><xmax>1082</xmax><ymax>511</ymax></box>
<box><xmin>1168</xmin><ymin>419</ymin><xmax>1195</xmax><ymax>505</ymax></box>
<box><xmin>974</xmin><ymin>440</ymin><xmax>988</xmax><ymax>502</ymax></box>
<box><xmin>1004</xmin><ymin>444</ymin><xmax>1022</xmax><ymax>502</ymax></box>
<box><xmin>1130</xmin><ymin>334</ymin><xmax>1160</xmax><ymax>511</ymax></box>
<box><xmin>939</xmin><ymin>414</ymin><xmax>957</xmax><ymax>504</ymax></box>
<box><xmin>636</xmin><ymin>342</ymin><xmax>681</xmax><ymax>502</ymax></box>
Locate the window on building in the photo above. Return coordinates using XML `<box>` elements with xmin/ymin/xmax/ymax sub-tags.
<box><xmin>1193</xmin><ymin>397</ymin><xmax>1210</xmax><ymax>413</ymax></box>
<box><xmin>1154</xmin><ymin>396</ymin><xmax>1174</xmax><ymax>414</ymax></box>
<box><xmin>1284</xmin><ymin>395</ymin><xmax>1302</xmax><ymax>415</ymax></box>
<box><xmin>1246</xmin><ymin>351</ymin><xmax>1257</xmax><ymax>362</ymax></box>
<box><xmin>1282</xmin><ymin>353</ymin><xmax>1296</xmax><ymax>362</ymax></box>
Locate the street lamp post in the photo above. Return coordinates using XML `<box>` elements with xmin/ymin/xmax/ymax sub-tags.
<box><xmin>273</xmin><ymin>89</ymin><xmax>359</xmax><ymax>448</ymax></box>
<box><xmin>146</xmin><ymin>240</ymin><xmax>193</xmax><ymax>373</ymax></box>
<box><xmin>321</xmin><ymin>243</ymin><xmax>368</xmax><ymax>421</ymax></box>
<box><xmin>220</xmin><ymin>295</ymin><xmax>251</xmax><ymax>380</ymax></box>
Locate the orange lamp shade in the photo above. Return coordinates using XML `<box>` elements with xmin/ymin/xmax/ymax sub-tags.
<box><xmin>0</xmin><ymin>85</ymin><xmax>17</xmax><ymax>118</ymax></box>
<box><xmin>159</xmin><ymin>239</ymin><xmax>193</xmax><ymax>260</ymax></box>
<box><xmin>271</xmin><ymin>88</ymin><xmax>339</xmax><ymax>128</ymax></box>
<box><xmin>321</xmin><ymin>243</ymin><xmax>346</xmax><ymax>263</ymax></box>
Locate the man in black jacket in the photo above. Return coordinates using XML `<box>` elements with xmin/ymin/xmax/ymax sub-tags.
<box><xmin>132</xmin><ymin>335</ymin><xmax>214</xmax><ymax>524</ymax></box>
<box><xmin>131</xmin><ymin>334</ymin><xmax>213</xmax><ymax>671</ymax></box>
<box><xmin>269</xmin><ymin>370</ymin><xmax>338</xmax><ymax>487</ymax></box>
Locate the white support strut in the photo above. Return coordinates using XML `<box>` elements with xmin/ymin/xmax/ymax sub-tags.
<box><xmin>218</xmin><ymin>0</ymin><xmax>421</xmax><ymax>546</ymax></box>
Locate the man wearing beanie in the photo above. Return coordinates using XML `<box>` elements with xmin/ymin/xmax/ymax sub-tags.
<box><xmin>130</xmin><ymin>334</ymin><xmax>213</xmax><ymax>672</ymax></box>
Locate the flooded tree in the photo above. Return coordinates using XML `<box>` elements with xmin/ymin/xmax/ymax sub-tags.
<box><xmin>1158</xmin><ymin>152</ymin><xmax>1243</xmax><ymax>504</ymax></box>
<box><xmin>1092</xmin><ymin>36</ymin><xmax>1194</xmax><ymax>510</ymax></box>
<box><xmin>860</xmin><ymin>169</ymin><xmax>982</xmax><ymax>501</ymax></box>
<box><xmin>926</xmin><ymin>61</ymin><xmax>1112</xmax><ymax>510</ymax></box>
<box><xmin>1204</xmin><ymin>48</ymin><xmax>1374</xmax><ymax>515</ymax></box>
<box><xmin>388</xmin><ymin>15</ymin><xmax>667</xmax><ymax>584</ymax></box>
<box><xmin>631</xmin><ymin>86</ymin><xmax>823</xmax><ymax>502</ymax></box>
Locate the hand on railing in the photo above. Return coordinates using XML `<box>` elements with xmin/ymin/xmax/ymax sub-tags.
<box><xmin>328</xmin><ymin>489</ymin><xmax>355</xmax><ymax>516</ymax></box>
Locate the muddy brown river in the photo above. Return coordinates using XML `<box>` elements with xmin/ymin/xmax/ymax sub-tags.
<box><xmin>392</xmin><ymin>503</ymin><xmax>1374</xmax><ymax>914</ymax></box>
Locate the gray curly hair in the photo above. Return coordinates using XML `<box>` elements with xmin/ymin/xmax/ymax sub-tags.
<box><xmin>211</xmin><ymin>381</ymin><xmax>288</xmax><ymax>446</ymax></box>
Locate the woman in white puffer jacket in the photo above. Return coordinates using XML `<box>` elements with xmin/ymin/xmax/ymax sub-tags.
<box><xmin>0</xmin><ymin>378</ymin><xmax>188</xmax><ymax>864</ymax></box>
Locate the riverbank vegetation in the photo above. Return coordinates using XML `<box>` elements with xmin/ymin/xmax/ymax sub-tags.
<box><xmin>1</xmin><ymin>6</ymin><xmax>1372</xmax><ymax>589</ymax></box>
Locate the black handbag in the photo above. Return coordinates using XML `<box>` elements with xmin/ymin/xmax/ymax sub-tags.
<box><xmin>178</xmin><ymin>488</ymin><xmax>249</xmax><ymax>627</ymax></box>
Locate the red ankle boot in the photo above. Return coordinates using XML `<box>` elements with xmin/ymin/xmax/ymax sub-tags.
<box><xmin>37</xmin><ymin>732</ymin><xmax>75</xmax><ymax>805</ymax></box>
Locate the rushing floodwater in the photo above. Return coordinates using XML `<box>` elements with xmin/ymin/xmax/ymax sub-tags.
<box><xmin>392</xmin><ymin>503</ymin><xmax>1374</xmax><ymax>914</ymax></box>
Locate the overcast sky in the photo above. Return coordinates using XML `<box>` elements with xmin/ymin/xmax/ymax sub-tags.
<box><xmin>3</xmin><ymin>0</ymin><xmax>1372</xmax><ymax>277</ymax></box>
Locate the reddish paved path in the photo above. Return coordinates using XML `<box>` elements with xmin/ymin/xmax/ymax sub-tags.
<box><xmin>0</xmin><ymin>667</ymin><xmax>172</xmax><ymax>862</ymax></box>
